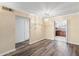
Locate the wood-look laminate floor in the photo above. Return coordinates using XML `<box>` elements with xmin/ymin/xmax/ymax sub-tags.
<box><xmin>16</xmin><ymin>40</ymin><xmax>29</xmax><ymax>48</ymax></box>
<box><xmin>5</xmin><ymin>39</ymin><xmax>79</xmax><ymax>56</ymax></box>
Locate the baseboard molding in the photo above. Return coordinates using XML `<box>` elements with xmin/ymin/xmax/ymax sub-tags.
<box><xmin>44</xmin><ymin>38</ymin><xmax>54</xmax><ymax>40</ymax></box>
<box><xmin>29</xmin><ymin>39</ymin><xmax>44</xmax><ymax>44</ymax></box>
<box><xmin>55</xmin><ymin>40</ymin><xmax>79</xmax><ymax>46</ymax></box>
<box><xmin>0</xmin><ymin>49</ymin><xmax>16</xmax><ymax>56</ymax></box>
<box><xmin>68</xmin><ymin>41</ymin><xmax>79</xmax><ymax>45</ymax></box>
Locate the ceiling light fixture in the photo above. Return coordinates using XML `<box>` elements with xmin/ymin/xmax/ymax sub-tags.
<box><xmin>35</xmin><ymin>8</ymin><xmax>58</xmax><ymax>18</ymax></box>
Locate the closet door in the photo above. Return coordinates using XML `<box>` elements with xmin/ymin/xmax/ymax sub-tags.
<box><xmin>16</xmin><ymin>16</ymin><xmax>25</xmax><ymax>43</ymax></box>
<box><xmin>16</xmin><ymin>16</ymin><xmax>29</xmax><ymax>43</ymax></box>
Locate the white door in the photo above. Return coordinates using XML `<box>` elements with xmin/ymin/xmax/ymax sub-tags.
<box><xmin>16</xmin><ymin>16</ymin><xmax>29</xmax><ymax>43</ymax></box>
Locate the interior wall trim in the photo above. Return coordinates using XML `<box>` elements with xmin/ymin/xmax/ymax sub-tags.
<box><xmin>54</xmin><ymin>12</ymin><xmax>79</xmax><ymax>17</ymax></box>
<box><xmin>0</xmin><ymin>49</ymin><xmax>16</xmax><ymax>56</ymax></box>
<box><xmin>68</xmin><ymin>41</ymin><xmax>79</xmax><ymax>46</ymax></box>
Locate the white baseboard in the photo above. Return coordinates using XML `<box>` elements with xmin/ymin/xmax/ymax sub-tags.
<box><xmin>29</xmin><ymin>39</ymin><xmax>44</xmax><ymax>44</ymax></box>
<box><xmin>0</xmin><ymin>49</ymin><xmax>16</xmax><ymax>56</ymax></box>
<box><xmin>68</xmin><ymin>41</ymin><xmax>79</xmax><ymax>45</ymax></box>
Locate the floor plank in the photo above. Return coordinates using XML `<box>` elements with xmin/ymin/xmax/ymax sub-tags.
<box><xmin>5</xmin><ymin>39</ymin><xmax>79</xmax><ymax>56</ymax></box>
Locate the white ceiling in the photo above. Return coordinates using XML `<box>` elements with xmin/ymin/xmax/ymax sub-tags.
<box><xmin>0</xmin><ymin>2</ymin><xmax>79</xmax><ymax>17</ymax></box>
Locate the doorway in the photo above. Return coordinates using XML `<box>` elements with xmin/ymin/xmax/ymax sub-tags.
<box><xmin>54</xmin><ymin>19</ymin><xmax>67</xmax><ymax>42</ymax></box>
<box><xmin>16</xmin><ymin>16</ymin><xmax>29</xmax><ymax>48</ymax></box>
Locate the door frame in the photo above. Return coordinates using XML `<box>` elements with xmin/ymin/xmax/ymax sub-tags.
<box><xmin>54</xmin><ymin>17</ymin><xmax>68</xmax><ymax>43</ymax></box>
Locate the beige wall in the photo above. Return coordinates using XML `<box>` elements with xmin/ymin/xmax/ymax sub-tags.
<box><xmin>68</xmin><ymin>14</ymin><xmax>79</xmax><ymax>45</ymax></box>
<box><xmin>13</xmin><ymin>10</ymin><xmax>30</xmax><ymax>18</ymax></box>
<box><xmin>0</xmin><ymin>7</ymin><xmax>29</xmax><ymax>55</ymax></box>
<box><xmin>29</xmin><ymin>16</ymin><xmax>55</xmax><ymax>44</ymax></box>
<box><xmin>44</xmin><ymin>17</ymin><xmax>55</xmax><ymax>40</ymax></box>
<box><xmin>29</xmin><ymin>15</ymin><xmax>44</xmax><ymax>44</ymax></box>
<box><xmin>0</xmin><ymin>10</ymin><xmax>15</xmax><ymax>54</ymax></box>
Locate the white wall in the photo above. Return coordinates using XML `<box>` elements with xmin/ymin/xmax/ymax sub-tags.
<box><xmin>16</xmin><ymin>16</ymin><xmax>29</xmax><ymax>43</ymax></box>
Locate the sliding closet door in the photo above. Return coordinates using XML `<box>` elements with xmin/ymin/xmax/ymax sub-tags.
<box><xmin>16</xmin><ymin>16</ymin><xmax>29</xmax><ymax>43</ymax></box>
